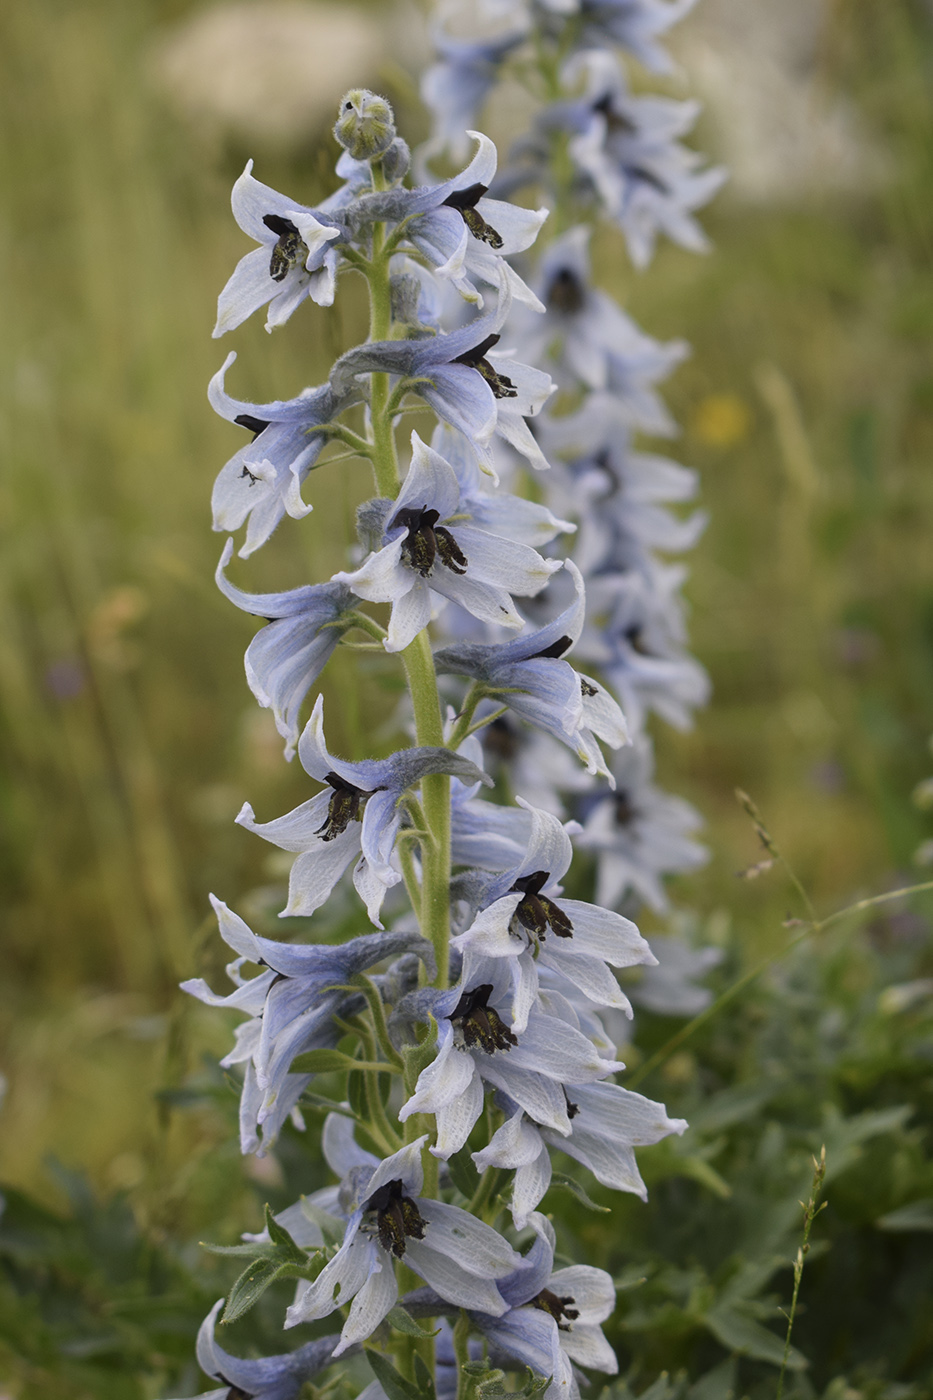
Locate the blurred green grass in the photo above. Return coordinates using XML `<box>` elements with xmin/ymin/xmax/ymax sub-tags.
<box><xmin>0</xmin><ymin>0</ymin><xmax>932</xmax><ymax>1243</ymax></box>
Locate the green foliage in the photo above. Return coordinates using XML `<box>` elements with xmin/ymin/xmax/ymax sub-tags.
<box><xmin>0</xmin><ymin>1163</ymin><xmax>211</xmax><ymax>1398</ymax></box>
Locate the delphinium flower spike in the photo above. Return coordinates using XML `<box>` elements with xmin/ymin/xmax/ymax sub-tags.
<box><xmin>180</xmin><ymin>72</ymin><xmax>697</xmax><ymax>1400</ymax></box>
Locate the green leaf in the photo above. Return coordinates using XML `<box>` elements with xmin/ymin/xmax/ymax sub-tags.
<box><xmin>199</xmin><ymin>1239</ymin><xmax>278</xmax><ymax>1259</ymax></box>
<box><xmin>447</xmin><ymin>1146</ymin><xmax>481</xmax><ymax>1199</ymax></box>
<box><xmin>348</xmin><ymin>1068</ymin><xmax>367</xmax><ymax>1119</ymax></box>
<box><xmin>366</xmin><ymin>1348</ymin><xmax>425</xmax><ymax>1400</ymax></box>
<box><xmin>876</xmin><ymin>1198</ymin><xmax>933</xmax><ymax>1231</ymax></box>
<box><xmin>413</xmin><ymin>1351</ymin><xmax>437</xmax><ymax>1400</ymax></box>
<box><xmin>673</xmin><ymin>1154</ymin><xmax>732</xmax><ymax>1200</ymax></box>
<box><xmin>547</xmin><ymin>1173</ymin><xmax>610</xmax><ymax>1214</ymax></box>
<box><xmin>263</xmin><ymin>1203</ymin><xmax>310</xmax><ymax>1264</ymax></box>
<box><xmin>386</xmin><ymin>1305</ymin><xmax>441</xmax><ymax>1338</ymax></box>
<box><xmin>222</xmin><ymin>1258</ymin><xmax>290</xmax><ymax>1323</ymax></box>
<box><xmin>704</xmin><ymin>1305</ymin><xmax>807</xmax><ymax>1370</ymax></box>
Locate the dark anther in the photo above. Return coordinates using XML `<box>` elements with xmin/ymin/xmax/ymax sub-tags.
<box><xmin>484</xmin><ymin>715</ymin><xmax>520</xmax><ymax>763</ymax></box>
<box><xmin>452</xmin><ymin>334</ymin><xmax>518</xmax><ymax>400</ymax></box>
<box><xmin>390</xmin><ymin>505</ymin><xmax>468</xmax><ymax>577</ymax></box>
<box><xmin>240</xmin><ymin>464</ymin><xmax>260</xmax><ymax>487</ymax></box>
<box><xmin>547</xmin><ymin>266</ymin><xmax>586</xmax><ymax>316</ymax></box>
<box><xmin>510</xmin><ymin>871</ymin><xmax>574</xmax><ymax>940</ymax></box>
<box><xmin>451</xmin><ymin>984</ymin><xmax>517</xmax><ymax>1053</ymax></box>
<box><xmin>629</xmin><ymin>164</ymin><xmax>669</xmax><ymax>195</ymax></box>
<box><xmin>593</xmin><ymin>93</ymin><xmax>636</xmax><ymax>136</ymax></box>
<box><xmin>217</xmin><ymin>1378</ymin><xmax>253</xmax><ymax>1400</ymax></box>
<box><xmin>614</xmin><ymin>790</ymin><xmax>636</xmax><ymax>827</ymax></box>
<box><xmin>564</xmin><ymin>1089</ymin><xmax>580</xmax><ymax>1120</ymax></box>
<box><xmin>580</xmin><ymin>678</ymin><xmax>598</xmax><ymax>697</ymax></box>
<box><xmin>625</xmin><ymin>625</ymin><xmax>652</xmax><ymax>656</ymax></box>
<box><xmin>234</xmin><ymin>413</ymin><xmax>271</xmax><ymax>440</ymax></box>
<box><xmin>442</xmin><ymin>181</ymin><xmax>504</xmax><ymax>249</ymax></box>
<box><xmin>315</xmin><ymin>771</ymin><xmax>372</xmax><ymax>841</ymax></box>
<box><xmin>530</xmin><ymin>634</ymin><xmax>573</xmax><ymax>661</ymax></box>
<box><xmin>263</xmin><ymin>214</ymin><xmax>305</xmax><ymax>283</ymax></box>
<box><xmin>531</xmin><ymin>1288</ymin><xmax>579</xmax><ymax>1330</ymax></box>
<box><xmin>362</xmin><ymin>1178</ymin><xmax>426</xmax><ymax>1259</ymax></box>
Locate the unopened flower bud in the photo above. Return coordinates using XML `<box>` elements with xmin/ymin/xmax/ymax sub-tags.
<box><xmin>334</xmin><ymin>89</ymin><xmax>396</xmax><ymax>162</ymax></box>
<box><xmin>380</xmin><ymin>136</ymin><xmax>411</xmax><ymax>183</ymax></box>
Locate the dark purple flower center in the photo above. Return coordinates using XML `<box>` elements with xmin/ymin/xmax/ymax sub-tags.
<box><xmin>391</xmin><ymin>505</ymin><xmax>468</xmax><ymax>577</ymax></box>
<box><xmin>547</xmin><ymin>266</ymin><xmax>586</xmax><ymax>316</ymax></box>
<box><xmin>217</xmin><ymin>1377</ymin><xmax>253</xmax><ymax>1400</ymax></box>
<box><xmin>451</xmin><ymin>984</ymin><xmax>517</xmax><ymax>1053</ymax></box>
<box><xmin>263</xmin><ymin>213</ymin><xmax>307</xmax><ymax>282</ymax></box>
<box><xmin>234</xmin><ymin>413</ymin><xmax>271</xmax><ymax>440</ymax></box>
<box><xmin>509</xmin><ymin>871</ymin><xmax>574</xmax><ymax>940</ymax></box>
<box><xmin>315</xmin><ymin>771</ymin><xmax>374</xmax><ymax>841</ymax></box>
<box><xmin>442</xmin><ymin>182</ymin><xmax>504</xmax><ymax>249</ymax></box>
<box><xmin>529</xmin><ymin>634</ymin><xmax>573</xmax><ymax>660</ymax></box>
<box><xmin>452</xmin><ymin>334</ymin><xmax>518</xmax><ymax>400</ymax></box>
<box><xmin>362</xmin><ymin>1177</ymin><xmax>427</xmax><ymax>1258</ymax></box>
<box><xmin>593</xmin><ymin>92</ymin><xmax>636</xmax><ymax>136</ymax></box>
<box><xmin>613</xmin><ymin>790</ymin><xmax>636</xmax><ymax>827</ymax></box>
<box><xmin>531</xmin><ymin>1288</ymin><xmax>579</xmax><ymax>1329</ymax></box>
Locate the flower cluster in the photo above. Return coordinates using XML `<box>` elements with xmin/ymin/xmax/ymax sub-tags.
<box><xmin>178</xmin><ymin>24</ymin><xmax>715</xmax><ymax>1393</ymax></box>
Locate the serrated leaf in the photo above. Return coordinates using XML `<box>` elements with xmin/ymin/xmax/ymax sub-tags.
<box><xmin>386</xmin><ymin>1305</ymin><xmax>441</xmax><ymax>1338</ymax></box>
<box><xmin>222</xmin><ymin>1258</ymin><xmax>289</xmax><ymax>1323</ymax></box>
<box><xmin>548</xmin><ymin>1173</ymin><xmax>610</xmax><ymax>1214</ymax></box>
<box><xmin>704</xmin><ymin>1305</ymin><xmax>806</xmax><ymax>1370</ymax></box>
<box><xmin>366</xmin><ymin>1348</ymin><xmax>424</xmax><ymax>1400</ymax></box>
<box><xmin>447</xmin><ymin>1147</ymin><xmax>480</xmax><ymax>1199</ymax></box>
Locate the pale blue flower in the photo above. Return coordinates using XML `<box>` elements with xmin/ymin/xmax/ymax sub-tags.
<box><xmin>561</xmin><ymin>51</ymin><xmax>727</xmax><ymax>268</ymax></box>
<box><xmin>237</xmin><ymin>694</ymin><xmax>490</xmax><ymax>926</ymax></box>
<box><xmin>455</xmin><ymin>799</ymin><xmax>652</xmax><ymax>1030</ymax></box>
<box><xmin>399</xmin><ymin>951</ymin><xmax>623</xmax><ymax>1159</ymax></box>
<box><xmin>332</xmin><ymin>301</ymin><xmax>555</xmax><ymax>472</ymax></box>
<box><xmin>285</xmin><ymin>1137</ymin><xmax>521</xmax><ymax>1346</ymax></box>
<box><xmin>435</xmin><ymin>561</ymin><xmax>628</xmax><ymax>778</ymax></box>
<box><xmin>213</xmin><ymin>161</ymin><xmax>344</xmax><ymax>336</ymax></box>
<box><xmin>631</xmin><ymin>932</ymin><xmax>723</xmax><ymax>1016</ymax></box>
<box><xmin>421</xmin><ymin>31</ymin><xmax>529</xmax><ymax>164</ymax></box>
<box><xmin>209</xmin><ymin>351</ymin><xmax>355</xmax><ymax>558</ymax></box>
<box><xmin>572</xmin><ymin>736</ymin><xmax>707</xmax><ymax>912</ymax></box>
<box><xmin>400</xmin><ymin>132</ymin><xmax>548</xmax><ymax>308</ymax></box>
<box><xmin>182</xmin><ymin>897</ymin><xmax>433</xmax><ymax>1154</ymax></box>
<box><xmin>215</xmin><ymin>540</ymin><xmax>358</xmax><ymax>758</ymax></box>
<box><xmin>471</xmin><ymin>1213</ymin><xmax>617</xmax><ymax>1400</ymax></box>
<box><xmin>514</xmin><ymin>226</ymin><xmax>687</xmax><ymax>430</ymax></box>
<box><xmin>576</xmin><ymin>0</ymin><xmax>698</xmax><ymax>73</ymax></box>
<box><xmin>576</xmin><ymin>564</ymin><xmax>710</xmax><ymax>733</ymax></box>
<box><xmin>474</xmin><ymin>1079</ymin><xmax>687</xmax><ymax>1226</ymax></box>
<box><xmin>175</xmin><ymin>1299</ymin><xmax>339</xmax><ymax>1400</ymax></box>
<box><xmin>334</xmin><ymin>433</ymin><xmax>561</xmax><ymax>653</ymax></box>
<box><xmin>537</xmin><ymin>394</ymin><xmax>705</xmax><ymax>577</ymax></box>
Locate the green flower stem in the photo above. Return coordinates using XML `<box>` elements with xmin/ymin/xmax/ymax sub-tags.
<box><xmin>402</xmin><ymin>630</ymin><xmax>451</xmax><ymax>987</ymax></box>
<box><xmin>453</xmin><ymin>1312</ymin><xmax>472</xmax><ymax>1400</ymax></box>
<box><xmin>368</xmin><ymin>163</ymin><xmax>401</xmax><ymax>498</ymax></box>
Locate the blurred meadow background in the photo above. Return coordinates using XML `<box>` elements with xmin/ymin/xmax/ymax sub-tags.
<box><xmin>2</xmin><ymin>0</ymin><xmax>933</xmax><ymax>1394</ymax></box>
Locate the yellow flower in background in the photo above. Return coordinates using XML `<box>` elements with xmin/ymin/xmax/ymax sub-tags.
<box><xmin>691</xmin><ymin>391</ymin><xmax>752</xmax><ymax>448</ymax></box>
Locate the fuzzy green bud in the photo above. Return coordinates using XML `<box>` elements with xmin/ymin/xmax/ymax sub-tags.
<box><xmin>334</xmin><ymin>89</ymin><xmax>396</xmax><ymax>162</ymax></box>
